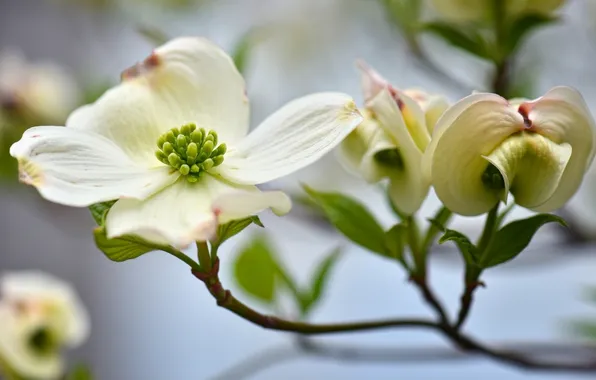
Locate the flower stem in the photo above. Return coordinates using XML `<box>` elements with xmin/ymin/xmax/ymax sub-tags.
<box><xmin>160</xmin><ymin>245</ymin><xmax>201</xmax><ymax>272</ymax></box>
<box><xmin>196</xmin><ymin>241</ymin><xmax>212</xmax><ymax>272</ymax></box>
<box><xmin>192</xmin><ymin>258</ymin><xmax>436</xmax><ymax>334</ymax></box>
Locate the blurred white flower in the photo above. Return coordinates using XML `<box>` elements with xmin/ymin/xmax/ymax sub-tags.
<box><xmin>337</xmin><ymin>61</ymin><xmax>448</xmax><ymax>214</ymax></box>
<box><xmin>10</xmin><ymin>37</ymin><xmax>362</xmax><ymax>248</ymax></box>
<box><xmin>423</xmin><ymin>87</ymin><xmax>596</xmax><ymax>216</ymax></box>
<box><xmin>0</xmin><ymin>49</ymin><xmax>80</xmax><ymax>126</ymax></box>
<box><xmin>0</xmin><ymin>271</ymin><xmax>89</xmax><ymax>379</ymax></box>
<box><xmin>430</xmin><ymin>0</ymin><xmax>566</xmax><ymax>23</ymax></box>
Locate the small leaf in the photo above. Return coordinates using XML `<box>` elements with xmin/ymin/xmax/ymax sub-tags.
<box><xmin>93</xmin><ymin>227</ymin><xmax>158</xmax><ymax>262</ymax></box>
<box><xmin>423</xmin><ymin>22</ymin><xmax>491</xmax><ymax>59</ymax></box>
<box><xmin>89</xmin><ymin>201</ymin><xmax>116</xmax><ymax>226</ymax></box>
<box><xmin>214</xmin><ymin>216</ymin><xmax>263</xmax><ymax>247</ymax></box>
<box><xmin>439</xmin><ymin>229</ymin><xmax>478</xmax><ymax>265</ymax></box>
<box><xmin>303</xmin><ymin>185</ymin><xmax>386</xmax><ymax>254</ymax></box>
<box><xmin>137</xmin><ymin>24</ymin><xmax>170</xmax><ymax>46</ymax></box>
<box><xmin>301</xmin><ymin>248</ymin><xmax>342</xmax><ymax>315</ymax></box>
<box><xmin>480</xmin><ymin>214</ymin><xmax>567</xmax><ymax>268</ymax></box>
<box><xmin>506</xmin><ymin>14</ymin><xmax>558</xmax><ymax>54</ymax></box>
<box><xmin>232</xmin><ymin>26</ymin><xmax>270</xmax><ymax>74</ymax></box>
<box><xmin>384</xmin><ymin>223</ymin><xmax>408</xmax><ymax>260</ymax></box>
<box><xmin>233</xmin><ymin>235</ymin><xmax>278</xmax><ymax>304</ymax></box>
<box><xmin>65</xmin><ymin>364</ymin><xmax>93</xmax><ymax>380</ymax></box>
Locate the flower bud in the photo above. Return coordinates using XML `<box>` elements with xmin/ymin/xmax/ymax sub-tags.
<box><xmin>423</xmin><ymin>86</ymin><xmax>596</xmax><ymax>216</ymax></box>
<box><xmin>338</xmin><ymin>61</ymin><xmax>449</xmax><ymax>214</ymax></box>
<box><xmin>0</xmin><ymin>272</ymin><xmax>89</xmax><ymax>380</ymax></box>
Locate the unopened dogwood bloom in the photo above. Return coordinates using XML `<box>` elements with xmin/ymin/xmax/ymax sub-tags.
<box><xmin>338</xmin><ymin>61</ymin><xmax>448</xmax><ymax>214</ymax></box>
<box><xmin>0</xmin><ymin>49</ymin><xmax>80</xmax><ymax>126</ymax></box>
<box><xmin>10</xmin><ymin>37</ymin><xmax>362</xmax><ymax>247</ymax></box>
<box><xmin>423</xmin><ymin>87</ymin><xmax>596</xmax><ymax>216</ymax></box>
<box><xmin>0</xmin><ymin>272</ymin><xmax>89</xmax><ymax>379</ymax></box>
<box><xmin>430</xmin><ymin>0</ymin><xmax>565</xmax><ymax>23</ymax></box>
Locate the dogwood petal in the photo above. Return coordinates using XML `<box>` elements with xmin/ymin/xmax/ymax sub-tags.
<box><xmin>358</xmin><ymin>126</ymin><xmax>398</xmax><ymax>183</ymax></box>
<box><xmin>336</xmin><ymin>113</ymin><xmax>383</xmax><ymax>178</ymax></box>
<box><xmin>67</xmin><ymin>37</ymin><xmax>248</xmax><ymax>164</ymax></box>
<box><xmin>428</xmin><ymin>96</ymin><xmax>524</xmax><ymax>215</ymax></box>
<box><xmin>217</xmin><ymin>93</ymin><xmax>362</xmax><ymax>185</ymax></box>
<box><xmin>9</xmin><ymin>127</ymin><xmax>177</xmax><ymax>207</ymax></box>
<box><xmin>106</xmin><ymin>175</ymin><xmax>289</xmax><ymax>247</ymax></box>
<box><xmin>483</xmin><ymin>133</ymin><xmax>572</xmax><ymax>209</ymax></box>
<box><xmin>528</xmin><ymin>86</ymin><xmax>596</xmax><ymax>211</ymax></box>
<box><xmin>367</xmin><ymin>89</ymin><xmax>431</xmax><ymax>213</ymax></box>
<box><xmin>213</xmin><ymin>189</ymin><xmax>292</xmax><ymax>224</ymax></box>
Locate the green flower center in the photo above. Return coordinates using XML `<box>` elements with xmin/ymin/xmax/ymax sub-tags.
<box><xmin>374</xmin><ymin>148</ymin><xmax>404</xmax><ymax>170</ymax></box>
<box><xmin>481</xmin><ymin>163</ymin><xmax>505</xmax><ymax>190</ymax></box>
<box><xmin>28</xmin><ymin>327</ymin><xmax>58</xmax><ymax>356</ymax></box>
<box><xmin>155</xmin><ymin>123</ymin><xmax>227</xmax><ymax>183</ymax></box>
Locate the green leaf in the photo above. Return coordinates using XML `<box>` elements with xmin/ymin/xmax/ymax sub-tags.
<box><xmin>480</xmin><ymin>214</ymin><xmax>567</xmax><ymax>268</ymax></box>
<box><xmin>423</xmin><ymin>22</ymin><xmax>490</xmax><ymax>59</ymax></box>
<box><xmin>137</xmin><ymin>24</ymin><xmax>170</xmax><ymax>46</ymax></box>
<box><xmin>234</xmin><ymin>235</ymin><xmax>278</xmax><ymax>304</ymax></box>
<box><xmin>439</xmin><ymin>229</ymin><xmax>478</xmax><ymax>265</ymax></box>
<box><xmin>214</xmin><ymin>216</ymin><xmax>263</xmax><ymax>247</ymax></box>
<box><xmin>382</xmin><ymin>0</ymin><xmax>422</xmax><ymax>36</ymax></box>
<box><xmin>89</xmin><ymin>201</ymin><xmax>117</xmax><ymax>226</ymax></box>
<box><xmin>65</xmin><ymin>364</ymin><xmax>93</xmax><ymax>380</ymax></box>
<box><xmin>94</xmin><ymin>227</ymin><xmax>158</xmax><ymax>262</ymax></box>
<box><xmin>300</xmin><ymin>248</ymin><xmax>342</xmax><ymax>315</ymax></box>
<box><xmin>384</xmin><ymin>223</ymin><xmax>408</xmax><ymax>260</ymax></box>
<box><xmin>506</xmin><ymin>14</ymin><xmax>558</xmax><ymax>54</ymax></box>
<box><xmin>303</xmin><ymin>185</ymin><xmax>386</xmax><ymax>254</ymax></box>
<box><xmin>232</xmin><ymin>26</ymin><xmax>270</xmax><ymax>74</ymax></box>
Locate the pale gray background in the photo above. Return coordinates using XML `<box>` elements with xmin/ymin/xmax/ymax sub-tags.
<box><xmin>1</xmin><ymin>0</ymin><xmax>596</xmax><ymax>379</ymax></box>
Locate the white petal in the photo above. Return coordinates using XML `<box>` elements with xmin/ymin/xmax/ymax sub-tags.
<box><xmin>528</xmin><ymin>86</ymin><xmax>596</xmax><ymax>211</ymax></box>
<box><xmin>106</xmin><ymin>175</ymin><xmax>289</xmax><ymax>247</ymax></box>
<box><xmin>67</xmin><ymin>37</ymin><xmax>249</xmax><ymax>164</ymax></box>
<box><xmin>9</xmin><ymin>127</ymin><xmax>177</xmax><ymax>207</ymax></box>
<box><xmin>358</xmin><ymin>126</ymin><xmax>399</xmax><ymax>183</ymax></box>
<box><xmin>357</xmin><ymin>60</ymin><xmax>388</xmax><ymax>103</ymax></box>
<box><xmin>422</xmin><ymin>92</ymin><xmax>509</xmax><ymax>184</ymax></box>
<box><xmin>213</xmin><ymin>189</ymin><xmax>292</xmax><ymax>224</ymax></box>
<box><xmin>483</xmin><ymin>132</ymin><xmax>572</xmax><ymax>209</ymax></box>
<box><xmin>426</xmin><ymin>95</ymin><xmax>524</xmax><ymax>215</ymax></box>
<box><xmin>366</xmin><ymin>89</ymin><xmax>431</xmax><ymax>213</ymax></box>
<box><xmin>216</xmin><ymin>92</ymin><xmax>362</xmax><ymax>185</ymax></box>
<box><xmin>336</xmin><ymin>112</ymin><xmax>382</xmax><ymax>178</ymax></box>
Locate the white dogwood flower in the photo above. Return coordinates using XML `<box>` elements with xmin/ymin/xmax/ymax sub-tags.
<box><xmin>338</xmin><ymin>61</ymin><xmax>448</xmax><ymax>214</ymax></box>
<box><xmin>0</xmin><ymin>49</ymin><xmax>80</xmax><ymax>125</ymax></box>
<box><xmin>0</xmin><ymin>272</ymin><xmax>89</xmax><ymax>379</ymax></box>
<box><xmin>10</xmin><ymin>37</ymin><xmax>362</xmax><ymax>247</ymax></box>
<box><xmin>423</xmin><ymin>87</ymin><xmax>596</xmax><ymax>216</ymax></box>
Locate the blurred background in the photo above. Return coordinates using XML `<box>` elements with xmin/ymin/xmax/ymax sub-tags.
<box><xmin>1</xmin><ymin>0</ymin><xmax>596</xmax><ymax>379</ymax></box>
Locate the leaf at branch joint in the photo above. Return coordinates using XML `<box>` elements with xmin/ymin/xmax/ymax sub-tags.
<box><xmin>214</xmin><ymin>216</ymin><xmax>263</xmax><ymax>248</ymax></box>
<box><xmin>93</xmin><ymin>227</ymin><xmax>159</xmax><ymax>262</ymax></box>
<box><xmin>480</xmin><ymin>213</ymin><xmax>567</xmax><ymax>268</ymax></box>
<box><xmin>439</xmin><ymin>229</ymin><xmax>478</xmax><ymax>265</ymax></box>
<box><xmin>506</xmin><ymin>14</ymin><xmax>558</xmax><ymax>54</ymax></box>
<box><xmin>303</xmin><ymin>185</ymin><xmax>386</xmax><ymax>254</ymax></box>
<box><xmin>423</xmin><ymin>22</ymin><xmax>490</xmax><ymax>59</ymax></box>
<box><xmin>233</xmin><ymin>235</ymin><xmax>278</xmax><ymax>304</ymax></box>
<box><xmin>384</xmin><ymin>223</ymin><xmax>408</xmax><ymax>261</ymax></box>
<box><xmin>89</xmin><ymin>200</ymin><xmax>116</xmax><ymax>226</ymax></box>
<box><xmin>300</xmin><ymin>247</ymin><xmax>342</xmax><ymax>315</ymax></box>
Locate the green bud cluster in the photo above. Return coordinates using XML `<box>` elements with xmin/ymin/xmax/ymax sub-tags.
<box><xmin>155</xmin><ymin>123</ymin><xmax>227</xmax><ymax>183</ymax></box>
<box><xmin>482</xmin><ymin>163</ymin><xmax>505</xmax><ymax>190</ymax></box>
